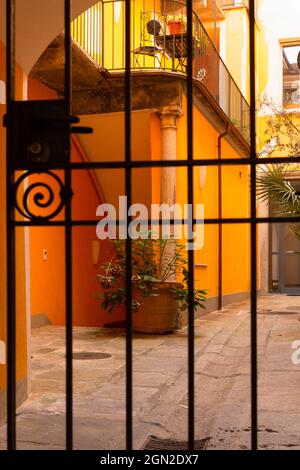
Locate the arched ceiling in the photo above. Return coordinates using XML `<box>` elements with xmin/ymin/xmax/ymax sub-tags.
<box><xmin>0</xmin><ymin>0</ymin><xmax>99</xmax><ymax>74</ymax></box>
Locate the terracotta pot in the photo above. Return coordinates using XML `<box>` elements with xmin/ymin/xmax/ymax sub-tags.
<box><xmin>167</xmin><ymin>22</ymin><xmax>183</xmax><ymax>35</ymax></box>
<box><xmin>132</xmin><ymin>282</ymin><xmax>182</xmax><ymax>334</ymax></box>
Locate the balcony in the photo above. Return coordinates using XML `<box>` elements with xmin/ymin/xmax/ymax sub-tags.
<box><xmin>71</xmin><ymin>0</ymin><xmax>250</xmax><ymax>143</ymax></box>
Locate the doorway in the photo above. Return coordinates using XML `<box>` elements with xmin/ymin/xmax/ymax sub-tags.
<box><xmin>271</xmin><ymin>181</ymin><xmax>300</xmax><ymax>294</ymax></box>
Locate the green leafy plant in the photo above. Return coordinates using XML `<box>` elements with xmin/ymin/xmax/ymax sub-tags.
<box><xmin>257</xmin><ymin>163</ymin><xmax>300</xmax><ymax>239</ymax></box>
<box><xmin>97</xmin><ymin>235</ymin><xmax>207</xmax><ymax>314</ymax></box>
<box><xmin>257</xmin><ymin>99</ymin><xmax>300</xmax><ymax>239</ymax></box>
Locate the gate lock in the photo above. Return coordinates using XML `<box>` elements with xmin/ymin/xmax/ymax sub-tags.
<box><xmin>3</xmin><ymin>99</ymin><xmax>93</xmax><ymax>167</ymax></box>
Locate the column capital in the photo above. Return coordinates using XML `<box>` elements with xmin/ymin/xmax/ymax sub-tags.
<box><xmin>157</xmin><ymin>105</ymin><xmax>183</xmax><ymax>130</ymax></box>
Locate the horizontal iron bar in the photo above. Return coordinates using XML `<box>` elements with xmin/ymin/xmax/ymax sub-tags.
<box><xmin>11</xmin><ymin>156</ymin><xmax>300</xmax><ymax>171</ymax></box>
<box><xmin>13</xmin><ymin>216</ymin><xmax>300</xmax><ymax>227</ymax></box>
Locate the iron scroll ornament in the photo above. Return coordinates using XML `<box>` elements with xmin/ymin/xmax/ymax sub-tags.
<box><xmin>13</xmin><ymin>170</ymin><xmax>72</xmax><ymax>221</ymax></box>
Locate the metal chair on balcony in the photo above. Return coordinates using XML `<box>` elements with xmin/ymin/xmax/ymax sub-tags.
<box><xmin>133</xmin><ymin>19</ymin><xmax>165</xmax><ymax>70</ymax></box>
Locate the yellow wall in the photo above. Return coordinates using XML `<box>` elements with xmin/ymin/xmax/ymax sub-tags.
<box><xmin>222</xmin><ymin>4</ymin><xmax>267</xmax><ymax>108</ymax></box>
<box><xmin>152</xmin><ymin>95</ymin><xmax>250</xmax><ymax>300</ymax></box>
<box><xmin>223</xmin><ymin>7</ymin><xmax>250</xmax><ymax>102</ymax></box>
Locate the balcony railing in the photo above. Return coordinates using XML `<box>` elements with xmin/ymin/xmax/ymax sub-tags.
<box><xmin>71</xmin><ymin>0</ymin><xmax>250</xmax><ymax>143</ymax></box>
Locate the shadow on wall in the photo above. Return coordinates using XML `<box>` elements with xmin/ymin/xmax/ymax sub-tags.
<box><xmin>28</xmin><ymin>78</ymin><xmax>123</xmax><ymax>328</ymax></box>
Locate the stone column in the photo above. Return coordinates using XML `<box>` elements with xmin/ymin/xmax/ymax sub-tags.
<box><xmin>158</xmin><ymin>105</ymin><xmax>182</xmax><ymax>281</ymax></box>
<box><xmin>159</xmin><ymin>105</ymin><xmax>182</xmax><ymax>206</ymax></box>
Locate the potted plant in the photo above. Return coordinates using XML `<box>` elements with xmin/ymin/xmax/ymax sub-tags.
<box><xmin>97</xmin><ymin>235</ymin><xmax>207</xmax><ymax>334</ymax></box>
<box><xmin>166</xmin><ymin>14</ymin><xmax>187</xmax><ymax>35</ymax></box>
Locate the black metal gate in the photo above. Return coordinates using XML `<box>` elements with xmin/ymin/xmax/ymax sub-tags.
<box><xmin>4</xmin><ymin>0</ymin><xmax>299</xmax><ymax>452</ymax></box>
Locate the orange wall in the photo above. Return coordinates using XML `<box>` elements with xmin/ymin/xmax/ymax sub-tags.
<box><xmin>0</xmin><ymin>41</ymin><xmax>28</xmax><ymax>394</ymax></box>
<box><xmin>26</xmin><ymin>80</ymin><xmax>65</xmax><ymax>326</ymax></box>
<box><xmin>27</xmin><ymin>80</ymin><xmax>250</xmax><ymax>327</ymax></box>
<box><xmin>28</xmin><ymin>78</ymin><xmax>119</xmax><ymax>327</ymax></box>
<box><xmin>77</xmin><ymin>111</ymin><xmax>153</xmax><ymax>210</ymax></box>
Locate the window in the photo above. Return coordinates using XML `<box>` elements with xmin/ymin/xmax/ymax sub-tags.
<box><xmin>282</xmin><ymin>44</ymin><xmax>300</xmax><ymax>108</ymax></box>
<box><xmin>222</xmin><ymin>0</ymin><xmax>249</xmax><ymax>9</ymax></box>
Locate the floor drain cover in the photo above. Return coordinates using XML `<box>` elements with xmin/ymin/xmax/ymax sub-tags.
<box><xmin>141</xmin><ymin>435</ymin><xmax>210</xmax><ymax>450</ymax></box>
<box><xmin>72</xmin><ymin>352</ymin><xmax>112</xmax><ymax>360</ymax></box>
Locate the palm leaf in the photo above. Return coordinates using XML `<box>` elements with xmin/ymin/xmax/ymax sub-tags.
<box><xmin>257</xmin><ymin>164</ymin><xmax>300</xmax><ymax>240</ymax></box>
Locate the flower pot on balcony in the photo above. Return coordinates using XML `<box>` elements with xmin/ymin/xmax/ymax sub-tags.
<box><xmin>167</xmin><ymin>21</ymin><xmax>183</xmax><ymax>35</ymax></box>
<box><xmin>132</xmin><ymin>282</ymin><xmax>182</xmax><ymax>334</ymax></box>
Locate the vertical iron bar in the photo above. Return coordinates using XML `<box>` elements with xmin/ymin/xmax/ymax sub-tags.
<box><xmin>228</xmin><ymin>78</ymin><xmax>231</xmax><ymax>121</ymax></box>
<box><xmin>6</xmin><ymin>0</ymin><xmax>16</xmax><ymax>451</ymax></box>
<box><xmin>64</xmin><ymin>0</ymin><xmax>73</xmax><ymax>451</ymax></box>
<box><xmin>249</xmin><ymin>0</ymin><xmax>258</xmax><ymax>451</ymax></box>
<box><xmin>102</xmin><ymin>1</ymin><xmax>104</xmax><ymax>69</ymax></box>
<box><xmin>218</xmin><ymin>145</ymin><xmax>223</xmax><ymax>311</ymax></box>
<box><xmin>96</xmin><ymin>4</ymin><xmax>99</xmax><ymax>64</ymax></box>
<box><xmin>89</xmin><ymin>9</ymin><xmax>92</xmax><ymax>59</ymax></box>
<box><xmin>125</xmin><ymin>0</ymin><xmax>133</xmax><ymax>451</ymax></box>
<box><xmin>142</xmin><ymin>0</ymin><xmax>145</xmax><ymax>70</ymax></box>
<box><xmin>80</xmin><ymin>13</ymin><xmax>86</xmax><ymax>51</ymax></box>
<box><xmin>187</xmin><ymin>0</ymin><xmax>195</xmax><ymax>452</ymax></box>
<box><xmin>92</xmin><ymin>8</ymin><xmax>94</xmax><ymax>57</ymax></box>
<box><xmin>112</xmin><ymin>0</ymin><xmax>114</xmax><ymax>69</ymax></box>
<box><xmin>213</xmin><ymin>0</ymin><xmax>217</xmax><ymax>99</ymax></box>
<box><xmin>213</xmin><ymin>0</ymin><xmax>217</xmax><ymax>48</ymax></box>
<box><xmin>94</xmin><ymin>5</ymin><xmax>97</xmax><ymax>62</ymax></box>
<box><xmin>92</xmin><ymin>6</ymin><xmax>95</xmax><ymax>61</ymax></box>
<box><xmin>240</xmin><ymin>97</ymin><xmax>244</xmax><ymax>134</ymax></box>
<box><xmin>268</xmin><ymin>212</ymin><xmax>273</xmax><ymax>293</ymax></box>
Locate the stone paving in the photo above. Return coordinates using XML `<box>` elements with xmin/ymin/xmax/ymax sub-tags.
<box><xmin>1</xmin><ymin>294</ymin><xmax>300</xmax><ymax>450</ymax></box>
